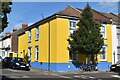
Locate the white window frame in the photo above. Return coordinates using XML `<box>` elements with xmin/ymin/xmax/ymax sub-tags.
<box><xmin>20</xmin><ymin>52</ymin><xmax>22</xmax><ymax>58</ymax></box>
<box><xmin>100</xmin><ymin>24</ymin><xmax>106</xmax><ymax>39</ymax></box>
<box><xmin>28</xmin><ymin>47</ymin><xmax>31</xmax><ymax>61</ymax></box>
<box><xmin>35</xmin><ymin>27</ymin><xmax>39</xmax><ymax>40</ymax></box>
<box><xmin>69</xmin><ymin>20</ymin><xmax>78</xmax><ymax>35</ymax></box>
<box><xmin>35</xmin><ymin>46</ymin><xmax>39</xmax><ymax>61</ymax></box>
<box><xmin>100</xmin><ymin>46</ymin><xmax>107</xmax><ymax>61</ymax></box>
<box><xmin>69</xmin><ymin>51</ymin><xmax>78</xmax><ymax>62</ymax></box>
<box><xmin>28</xmin><ymin>29</ymin><xmax>31</xmax><ymax>42</ymax></box>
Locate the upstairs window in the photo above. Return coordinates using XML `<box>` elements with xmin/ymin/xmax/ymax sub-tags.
<box><xmin>28</xmin><ymin>29</ymin><xmax>31</xmax><ymax>42</ymax></box>
<box><xmin>35</xmin><ymin>27</ymin><xmax>39</xmax><ymax>40</ymax></box>
<box><xmin>69</xmin><ymin>20</ymin><xmax>77</xmax><ymax>35</ymax></box>
<box><xmin>100</xmin><ymin>24</ymin><xmax>106</xmax><ymax>38</ymax></box>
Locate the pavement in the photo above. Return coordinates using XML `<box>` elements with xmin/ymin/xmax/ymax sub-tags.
<box><xmin>30</xmin><ymin>67</ymin><xmax>109</xmax><ymax>74</ymax></box>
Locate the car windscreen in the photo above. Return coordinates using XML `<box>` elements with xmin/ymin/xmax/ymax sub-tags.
<box><xmin>15</xmin><ymin>58</ymin><xmax>26</xmax><ymax>63</ymax></box>
<box><xmin>116</xmin><ymin>60</ymin><xmax>120</xmax><ymax>64</ymax></box>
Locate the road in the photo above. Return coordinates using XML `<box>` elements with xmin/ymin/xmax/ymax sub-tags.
<box><xmin>1</xmin><ymin>68</ymin><xmax>120</xmax><ymax>80</ymax></box>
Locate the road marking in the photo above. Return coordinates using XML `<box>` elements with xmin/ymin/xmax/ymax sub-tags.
<box><xmin>9</xmin><ymin>76</ymin><xmax>20</xmax><ymax>78</ymax></box>
<box><xmin>5</xmin><ymin>69</ymin><xmax>28</xmax><ymax>72</ymax></box>
<box><xmin>59</xmin><ymin>75</ymin><xmax>71</xmax><ymax>78</ymax></box>
<box><xmin>89</xmin><ymin>76</ymin><xmax>95</xmax><ymax>79</ymax></box>
<box><xmin>51</xmin><ymin>73</ymin><xmax>59</xmax><ymax>76</ymax></box>
<box><xmin>22</xmin><ymin>76</ymin><xmax>30</xmax><ymax>78</ymax></box>
<box><xmin>111</xmin><ymin>75</ymin><xmax>120</xmax><ymax>78</ymax></box>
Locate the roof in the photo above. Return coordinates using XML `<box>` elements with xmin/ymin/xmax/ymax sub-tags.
<box><xmin>55</xmin><ymin>5</ymin><xmax>81</xmax><ymax>18</ymax></box>
<box><xmin>26</xmin><ymin>5</ymin><xmax>111</xmax><ymax>30</ymax></box>
<box><xmin>2</xmin><ymin>34</ymin><xmax>11</xmax><ymax>40</ymax></box>
<box><xmin>100</xmin><ymin>12</ymin><xmax>120</xmax><ymax>23</ymax></box>
<box><xmin>12</xmin><ymin>28</ymin><xmax>25</xmax><ymax>36</ymax></box>
<box><xmin>76</xmin><ymin>8</ymin><xmax>111</xmax><ymax>23</ymax></box>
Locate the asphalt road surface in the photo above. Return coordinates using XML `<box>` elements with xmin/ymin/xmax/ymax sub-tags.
<box><xmin>1</xmin><ymin>68</ymin><xmax>120</xmax><ymax>80</ymax></box>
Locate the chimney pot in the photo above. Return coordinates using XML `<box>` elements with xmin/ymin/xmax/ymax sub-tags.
<box><xmin>22</xmin><ymin>22</ymin><xmax>28</xmax><ymax>28</ymax></box>
<box><xmin>6</xmin><ymin>32</ymin><xmax>11</xmax><ymax>36</ymax></box>
<box><xmin>13</xmin><ymin>29</ymin><xmax>17</xmax><ymax>32</ymax></box>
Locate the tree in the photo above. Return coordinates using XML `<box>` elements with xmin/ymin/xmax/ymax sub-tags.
<box><xmin>67</xmin><ymin>4</ymin><xmax>104</xmax><ymax>64</ymax></box>
<box><xmin>0</xmin><ymin>2</ymin><xmax>12</xmax><ymax>33</ymax></box>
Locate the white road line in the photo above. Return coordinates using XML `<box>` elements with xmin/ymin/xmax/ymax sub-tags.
<box><xmin>9</xmin><ymin>76</ymin><xmax>20</xmax><ymax>78</ymax></box>
<box><xmin>22</xmin><ymin>76</ymin><xmax>30</xmax><ymax>78</ymax></box>
<box><xmin>5</xmin><ymin>69</ymin><xmax>27</xmax><ymax>72</ymax></box>
<box><xmin>59</xmin><ymin>75</ymin><xmax>71</xmax><ymax>78</ymax></box>
<box><xmin>51</xmin><ymin>73</ymin><xmax>59</xmax><ymax>76</ymax></box>
<box><xmin>89</xmin><ymin>76</ymin><xmax>95</xmax><ymax>79</ymax></box>
<box><xmin>111</xmin><ymin>75</ymin><xmax>120</xmax><ymax>78</ymax></box>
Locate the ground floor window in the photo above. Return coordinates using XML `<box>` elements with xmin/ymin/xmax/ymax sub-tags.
<box><xmin>20</xmin><ymin>52</ymin><xmax>22</xmax><ymax>58</ymax></box>
<box><xmin>117</xmin><ymin>48</ymin><xmax>120</xmax><ymax>60</ymax></box>
<box><xmin>35</xmin><ymin>46</ymin><xmax>39</xmax><ymax>61</ymax></box>
<box><xmin>100</xmin><ymin>46</ymin><xmax>107</xmax><ymax>61</ymax></box>
<box><xmin>69</xmin><ymin>51</ymin><xmax>77</xmax><ymax>61</ymax></box>
<box><xmin>28</xmin><ymin>47</ymin><xmax>31</xmax><ymax>61</ymax></box>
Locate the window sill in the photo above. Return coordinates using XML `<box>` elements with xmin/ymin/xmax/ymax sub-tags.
<box><xmin>35</xmin><ymin>60</ymin><xmax>38</xmax><ymax>62</ymax></box>
<box><xmin>103</xmin><ymin>38</ymin><xmax>107</xmax><ymax>40</ymax></box>
<box><xmin>69</xmin><ymin>60</ymin><xmax>78</xmax><ymax>62</ymax></box>
<box><xmin>100</xmin><ymin>59</ymin><xmax>107</xmax><ymax>62</ymax></box>
<box><xmin>35</xmin><ymin>39</ymin><xmax>39</xmax><ymax>41</ymax></box>
<box><xmin>28</xmin><ymin>41</ymin><xmax>31</xmax><ymax>43</ymax></box>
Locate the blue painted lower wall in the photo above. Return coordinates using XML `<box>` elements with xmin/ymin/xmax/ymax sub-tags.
<box><xmin>97</xmin><ymin>61</ymin><xmax>112</xmax><ymax>70</ymax></box>
<box><xmin>30</xmin><ymin>61</ymin><xmax>112</xmax><ymax>71</ymax></box>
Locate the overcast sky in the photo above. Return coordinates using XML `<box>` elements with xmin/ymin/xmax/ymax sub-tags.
<box><xmin>1</xmin><ymin>2</ymin><xmax>119</xmax><ymax>35</ymax></box>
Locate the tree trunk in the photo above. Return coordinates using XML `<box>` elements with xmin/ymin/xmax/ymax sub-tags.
<box><xmin>86</xmin><ymin>54</ymin><xmax>88</xmax><ymax>64</ymax></box>
<box><xmin>91</xmin><ymin>54</ymin><xmax>94</xmax><ymax>64</ymax></box>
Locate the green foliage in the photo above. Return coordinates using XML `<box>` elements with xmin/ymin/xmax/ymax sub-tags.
<box><xmin>68</xmin><ymin>4</ymin><xmax>104</xmax><ymax>55</ymax></box>
<box><xmin>0</xmin><ymin>2</ymin><xmax>12</xmax><ymax>33</ymax></box>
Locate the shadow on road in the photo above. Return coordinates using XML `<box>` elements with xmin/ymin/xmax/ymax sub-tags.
<box><xmin>2</xmin><ymin>76</ymin><xmax>15</xmax><ymax>80</ymax></box>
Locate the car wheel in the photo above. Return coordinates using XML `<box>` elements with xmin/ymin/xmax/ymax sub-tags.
<box><xmin>26</xmin><ymin>68</ymin><xmax>30</xmax><ymax>71</ymax></box>
<box><xmin>12</xmin><ymin>65</ymin><xmax>15</xmax><ymax>70</ymax></box>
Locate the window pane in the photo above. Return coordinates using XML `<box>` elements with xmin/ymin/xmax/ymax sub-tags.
<box><xmin>35</xmin><ymin>46</ymin><xmax>39</xmax><ymax>61</ymax></box>
<box><xmin>73</xmin><ymin>22</ymin><xmax>76</xmax><ymax>28</ymax></box>
<box><xmin>100</xmin><ymin>46</ymin><xmax>106</xmax><ymax>60</ymax></box>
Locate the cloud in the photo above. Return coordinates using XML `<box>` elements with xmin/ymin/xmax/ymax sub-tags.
<box><xmin>13</xmin><ymin>23</ymin><xmax>22</xmax><ymax>30</ymax></box>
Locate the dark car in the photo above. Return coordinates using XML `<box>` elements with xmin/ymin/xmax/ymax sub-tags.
<box><xmin>2</xmin><ymin>57</ymin><xmax>12</xmax><ymax>68</ymax></box>
<box><xmin>110</xmin><ymin>60</ymin><xmax>120</xmax><ymax>72</ymax></box>
<box><xmin>10</xmin><ymin>57</ymin><xmax>30</xmax><ymax>71</ymax></box>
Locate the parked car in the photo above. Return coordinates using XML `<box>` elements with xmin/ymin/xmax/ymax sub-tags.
<box><xmin>110</xmin><ymin>60</ymin><xmax>120</xmax><ymax>72</ymax></box>
<box><xmin>2</xmin><ymin>57</ymin><xmax>12</xmax><ymax>68</ymax></box>
<box><xmin>10</xmin><ymin>57</ymin><xmax>30</xmax><ymax>71</ymax></box>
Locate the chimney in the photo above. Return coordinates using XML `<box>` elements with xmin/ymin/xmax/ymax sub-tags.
<box><xmin>22</xmin><ymin>22</ymin><xmax>28</xmax><ymax>28</ymax></box>
<box><xmin>6</xmin><ymin>32</ymin><xmax>11</xmax><ymax>36</ymax></box>
<box><xmin>13</xmin><ymin>28</ymin><xmax>17</xmax><ymax>32</ymax></box>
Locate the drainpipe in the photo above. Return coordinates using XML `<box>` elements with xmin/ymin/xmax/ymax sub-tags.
<box><xmin>48</xmin><ymin>21</ymin><xmax>50</xmax><ymax>71</ymax></box>
<box><xmin>113</xmin><ymin>51</ymin><xmax>115</xmax><ymax>63</ymax></box>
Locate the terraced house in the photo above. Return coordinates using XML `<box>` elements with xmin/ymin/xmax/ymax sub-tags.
<box><xmin>18</xmin><ymin>5</ymin><xmax>112</xmax><ymax>71</ymax></box>
<box><xmin>100</xmin><ymin>12</ymin><xmax>120</xmax><ymax>64</ymax></box>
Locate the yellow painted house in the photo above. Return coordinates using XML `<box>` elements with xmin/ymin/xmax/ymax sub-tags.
<box><xmin>18</xmin><ymin>5</ymin><xmax>112</xmax><ymax>71</ymax></box>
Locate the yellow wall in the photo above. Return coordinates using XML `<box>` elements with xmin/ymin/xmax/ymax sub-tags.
<box><xmin>56</xmin><ymin>18</ymin><xmax>69</xmax><ymax>63</ymax></box>
<box><xmin>97</xmin><ymin>24</ymin><xmax>112</xmax><ymax>62</ymax></box>
<box><xmin>18</xmin><ymin>32</ymin><xmax>28</xmax><ymax>59</ymax></box>
<box><xmin>18</xmin><ymin>17</ymin><xmax>112</xmax><ymax>63</ymax></box>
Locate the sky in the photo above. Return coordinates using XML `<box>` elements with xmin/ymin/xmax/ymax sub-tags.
<box><xmin>1</xmin><ymin>2</ymin><xmax>119</xmax><ymax>35</ymax></box>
